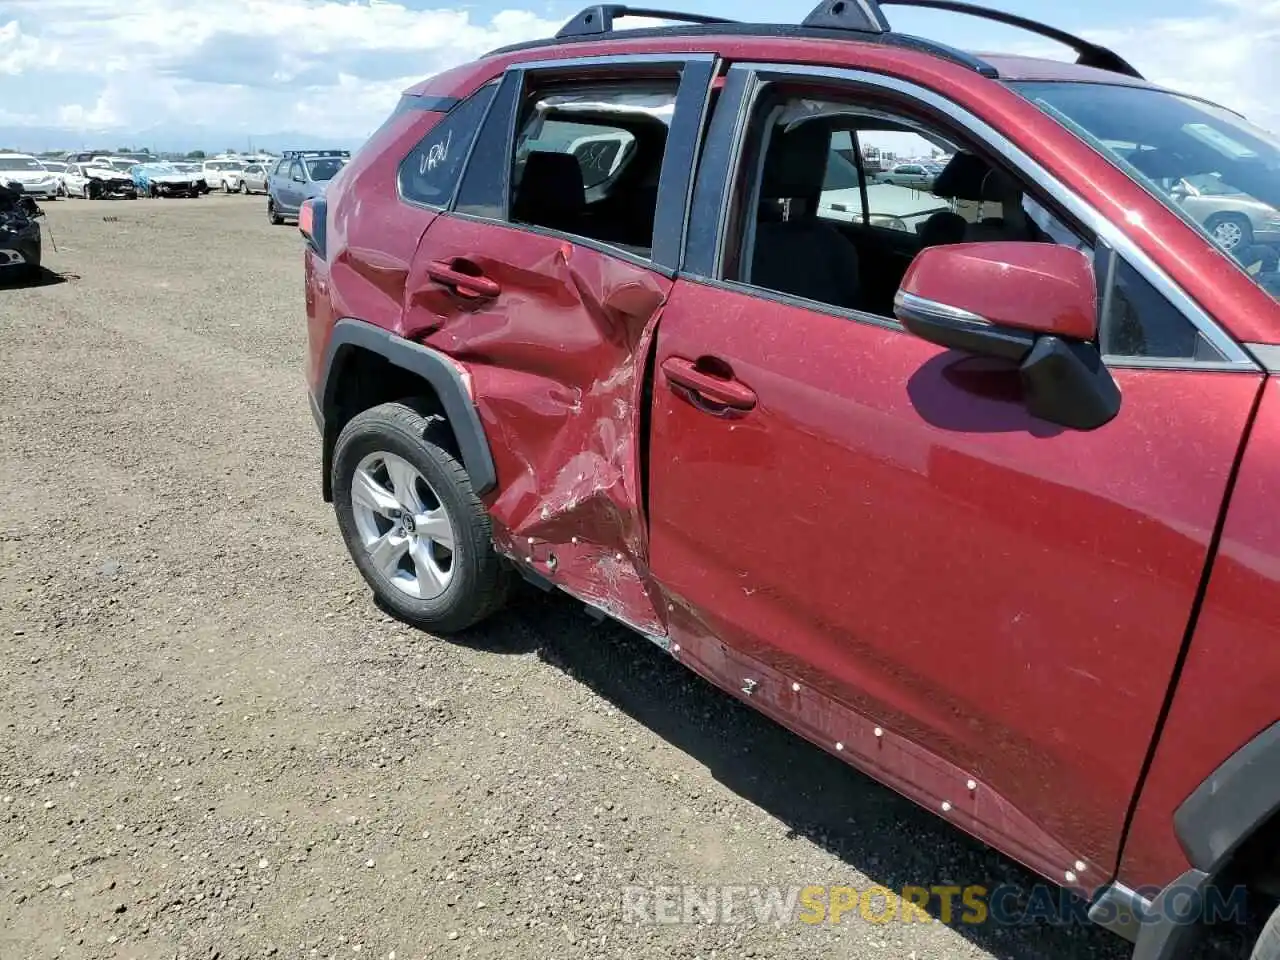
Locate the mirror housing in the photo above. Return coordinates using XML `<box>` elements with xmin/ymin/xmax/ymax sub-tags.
<box><xmin>895</xmin><ymin>242</ymin><xmax>1120</xmax><ymax>431</ymax></box>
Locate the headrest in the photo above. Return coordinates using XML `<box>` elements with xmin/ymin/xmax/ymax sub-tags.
<box><xmin>917</xmin><ymin>210</ymin><xmax>967</xmax><ymax>246</ymax></box>
<box><xmin>512</xmin><ymin>151</ymin><xmax>585</xmax><ymax>227</ymax></box>
<box><xmin>931</xmin><ymin>152</ymin><xmax>1019</xmax><ymax>203</ymax></box>
<box><xmin>761</xmin><ymin>120</ymin><xmax>832</xmax><ymax>200</ymax></box>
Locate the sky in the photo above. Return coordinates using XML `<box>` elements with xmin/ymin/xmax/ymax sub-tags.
<box><xmin>0</xmin><ymin>0</ymin><xmax>1277</xmax><ymax>151</ymax></box>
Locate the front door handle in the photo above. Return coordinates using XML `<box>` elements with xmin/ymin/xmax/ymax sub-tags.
<box><xmin>661</xmin><ymin>356</ymin><xmax>757</xmax><ymax>411</ymax></box>
<box><xmin>425</xmin><ymin>259</ymin><xmax>501</xmax><ymax>300</ymax></box>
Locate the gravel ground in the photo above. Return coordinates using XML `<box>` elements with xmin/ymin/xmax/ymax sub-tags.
<box><xmin>0</xmin><ymin>196</ymin><xmax>1151</xmax><ymax>960</ymax></box>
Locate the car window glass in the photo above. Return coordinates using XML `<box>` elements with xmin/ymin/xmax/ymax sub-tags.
<box><xmin>503</xmin><ymin>81</ymin><xmax>678</xmax><ymax>258</ymax></box>
<box><xmin>1016</xmin><ymin>81</ymin><xmax>1280</xmax><ymax>302</ymax></box>
<box><xmin>305</xmin><ymin>158</ymin><xmax>344</xmax><ymax>181</ymax></box>
<box><xmin>400</xmin><ymin>84</ymin><xmax>497</xmax><ymax>208</ymax></box>
<box><xmin>733</xmin><ymin>94</ymin><xmax>1084</xmax><ymax>320</ymax></box>
<box><xmin>732</xmin><ymin>91</ymin><xmax>1216</xmax><ymax>362</ymax></box>
<box><xmin>290</xmin><ymin>160</ymin><xmax>304</xmax><ymax>180</ymax></box>
<box><xmin>1096</xmin><ymin>244</ymin><xmax>1225</xmax><ymax>360</ymax></box>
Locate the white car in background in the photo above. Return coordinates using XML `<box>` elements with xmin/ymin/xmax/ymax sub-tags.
<box><xmin>202</xmin><ymin>159</ymin><xmax>248</xmax><ymax>192</ymax></box>
<box><xmin>0</xmin><ymin>153</ymin><xmax>61</xmax><ymax>200</ymax></box>
<box><xmin>62</xmin><ymin>160</ymin><xmax>138</xmax><ymax>199</ymax></box>
<box><xmin>39</xmin><ymin>160</ymin><xmax>72</xmax><ymax>196</ymax></box>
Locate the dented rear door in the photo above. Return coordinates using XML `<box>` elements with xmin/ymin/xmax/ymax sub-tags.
<box><xmin>404</xmin><ymin>53</ymin><xmax>717</xmax><ymax>636</ymax></box>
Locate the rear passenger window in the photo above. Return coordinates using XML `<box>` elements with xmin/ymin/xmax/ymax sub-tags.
<box><xmin>399</xmin><ymin>84</ymin><xmax>496</xmax><ymax>208</ymax></box>
<box><xmin>503</xmin><ymin>81</ymin><xmax>678</xmax><ymax>258</ymax></box>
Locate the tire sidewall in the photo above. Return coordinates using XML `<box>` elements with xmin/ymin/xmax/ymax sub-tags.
<box><xmin>332</xmin><ymin>409</ymin><xmax>489</xmax><ymax>630</ymax></box>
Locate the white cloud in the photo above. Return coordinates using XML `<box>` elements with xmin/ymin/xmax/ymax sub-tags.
<box><xmin>1084</xmin><ymin>0</ymin><xmax>1280</xmax><ymax>134</ymax></box>
<box><xmin>0</xmin><ymin>0</ymin><xmax>1277</xmax><ymax>148</ymax></box>
<box><xmin>0</xmin><ymin>0</ymin><xmax>560</xmax><ymax>146</ymax></box>
<box><xmin>984</xmin><ymin>0</ymin><xmax>1280</xmax><ymax>134</ymax></box>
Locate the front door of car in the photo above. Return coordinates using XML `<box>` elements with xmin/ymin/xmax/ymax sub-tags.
<box><xmin>646</xmin><ymin>64</ymin><xmax>1264</xmax><ymax>885</ymax></box>
<box><xmin>401</xmin><ymin>55</ymin><xmax>714</xmax><ymax>634</ymax></box>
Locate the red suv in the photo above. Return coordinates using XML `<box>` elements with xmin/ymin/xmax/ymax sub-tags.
<box><xmin>300</xmin><ymin>3</ymin><xmax>1280</xmax><ymax>956</ymax></box>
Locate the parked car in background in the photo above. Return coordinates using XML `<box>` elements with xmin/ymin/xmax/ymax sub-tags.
<box><xmin>168</xmin><ymin>162</ymin><xmax>210</xmax><ymax>192</ymax></box>
<box><xmin>63</xmin><ymin>160</ymin><xmax>138</xmax><ymax>199</ymax></box>
<box><xmin>0</xmin><ymin>154</ymin><xmax>60</xmax><ymax>200</ymax></box>
<box><xmin>876</xmin><ymin>161</ymin><xmax>936</xmax><ymax>189</ymax></box>
<box><xmin>1168</xmin><ymin>173</ymin><xmax>1280</xmax><ymax>251</ymax></box>
<box><xmin>300</xmin><ymin>5</ymin><xmax>1280</xmax><ymax>960</ymax></box>
<box><xmin>131</xmin><ymin>162</ymin><xmax>205</xmax><ymax>198</ymax></box>
<box><xmin>202</xmin><ymin>158</ymin><xmax>248</xmax><ymax>192</ymax></box>
<box><xmin>266</xmin><ymin>149</ymin><xmax>349</xmax><ymax>224</ymax></box>
<box><xmin>91</xmin><ymin>156</ymin><xmax>143</xmax><ymax>176</ymax></box>
<box><xmin>235</xmin><ymin>162</ymin><xmax>269</xmax><ymax>194</ymax></box>
<box><xmin>0</xmin><ymin>179</ymin><xmax>43</xmax><ymax>280</ymax></box>
<box><xmin>38</xmin><ymin>160</ymin><xmax>71</xmax><ymax>197</ymax></box>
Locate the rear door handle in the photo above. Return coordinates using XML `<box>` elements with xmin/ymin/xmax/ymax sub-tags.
<box><xmin>425</xmin><ymin>259</ymin><xmax>501</xmax><ymax>300</ymax></box>
<box><xmin>661</xmin><ymin>356</ymin><xmax>757</xmax><ymax>411</ymax></box>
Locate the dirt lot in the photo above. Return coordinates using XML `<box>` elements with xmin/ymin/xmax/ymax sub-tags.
<box><xmin>0</xmin><ymin>196</ymin><xmax>1140</xmax><ymax>960</ymax></box>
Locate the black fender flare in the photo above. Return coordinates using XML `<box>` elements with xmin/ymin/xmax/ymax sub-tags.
<box><xmin>1131</xmin><ymin>720</ymin><xmax>1280</xmax><ymax>960</ymax></box>
<box><xmin>316</xmin><ymin>317</ymin><xmax>497</xmax><ymax>499</ymax></box>
<box><xmin>1174</xmin><ymin>719</ymin><xmax>1280</xmax><ymax>876</ymax></box>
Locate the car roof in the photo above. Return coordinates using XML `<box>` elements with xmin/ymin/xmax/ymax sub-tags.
<box><xmin>413</xmin><ymin>4</ymin><xmax>1204</xmax><ymax>109</ymax></box>
<box><xmin>978</xmin><ymin>53</ymin><xmax>1164</xmax><ymax>88</ymax></box>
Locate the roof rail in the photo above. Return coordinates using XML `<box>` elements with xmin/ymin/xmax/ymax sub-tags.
<box><xmin>532</xmin><ymin>2</ymin><xmax>1139</xmax><ymax>80</ymax></box>
<box><xmin>878</xmin><ymin>0</ymin><xmax>1144</xmax><ymax>78</ymax></box>
<box><xmin>555</xmin><ymin>5</ymin><xmax>736</xmax><ymax>39</ymax></box>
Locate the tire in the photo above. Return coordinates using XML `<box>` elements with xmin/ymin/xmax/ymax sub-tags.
<box><xmin>239</xmin><ymin>181</ymin><xmax>249</xmax><ymax>195</ymax></box>
<box><xmin>267</xmin><ymin>199</ymin><xmax>283</xmax><ymax>225</ymax></box>
<box><xmin>1253</xmin><ymin>904</ymin><xmax>1280</xmax><ymax>960</ymax></box>
<box><xmin>82</xmin><ymin>184</ymin><xmax>92</xmax><ymax>200</ymax></box>
<box><xmin>1206</xmin><ymin>213</ymin><xmax>1253</xmax><ymax>251</ymax></box>
<box><xmin>221</xmin><ymin>179</ymin><xmax>231</xmax><ymax>193</ymax></box>
<box><xmin>332</xmin><ymin>401</ymin><xmax>510</xmax><ymax>634</ymax></box>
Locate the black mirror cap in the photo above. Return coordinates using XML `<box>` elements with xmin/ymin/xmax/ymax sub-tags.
<box><xmin>1019</xmin><ymin>336</ymin><xmax>1121</xmax><ymax>431</ymax></box>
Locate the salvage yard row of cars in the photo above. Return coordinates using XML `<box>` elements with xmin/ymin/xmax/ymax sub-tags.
<box><xmin>0</xmin><ymin>147</ymin><xmax>351</xmax><ymax>278</ymax></box>
<box><xmin>0</xmin><ymin>149</ymin><xmax>350</xmax><ymax>225</ymax></box>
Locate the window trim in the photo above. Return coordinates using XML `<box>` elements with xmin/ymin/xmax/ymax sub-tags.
<box><xmin>683</xmin><ymin>62</ymin><xmax>1257</xmax><ymax>372</ymax></box>
<box><xmin>446</xmin><ymin>52</ymin><xmax>719</xmax><ymax>275</ymax></box>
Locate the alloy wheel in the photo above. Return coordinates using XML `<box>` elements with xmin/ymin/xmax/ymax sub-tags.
<box><xmin>349</xmin><ymin>451</ymin><xmax>456</xmax><ymax>600</ymax></box>
<box><xmin>1212</xmin><ymin>219</ymin><xmax>1245</xmax><ymax>249</ymax></box>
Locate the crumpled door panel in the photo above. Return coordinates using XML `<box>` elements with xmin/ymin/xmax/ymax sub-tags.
<box><xmin>410</xmin><ymin>217</ymin><xmax>673</xmax><ymax>636</ymax></box>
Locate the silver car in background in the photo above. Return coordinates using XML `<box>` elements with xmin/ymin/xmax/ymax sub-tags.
<box><xmin>1169</xmin><ymin>173</ymin><xmax>1280</xmax><ymax>251</ymax></box>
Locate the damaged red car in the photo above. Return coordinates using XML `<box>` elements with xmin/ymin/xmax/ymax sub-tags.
<box><xmin>301</xmin><ymin>3</ymin><xmax>1280</xmax><ymax>957</ymax></box>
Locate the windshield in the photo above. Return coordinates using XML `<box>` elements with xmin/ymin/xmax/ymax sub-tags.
<box><xmin>1015</xmin><ymin>81</ymin><xmax>1280</xmax><ymax>300</ymax></box>
<box><xmin>0</xmin><ymin>156</ymin><xmax>43</xmax><ymax>171</ymax></box>
<box><xmin>305</xmin><ymin>157</ymin><xmax>345</xmax><ymax>181</ymax></box>
<box><xmin>108</xmin><ymin>159</ymin><xmax>135</xmax><ymax>172</ymax></box>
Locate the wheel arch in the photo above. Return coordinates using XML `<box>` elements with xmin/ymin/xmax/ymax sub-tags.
<box><xmin>1174</xmin><ymin>720</ymin><xmax>1280</xmax><ymax>882</ymax></box>
<box><xmin>1129</xmin><ymin>722</ymin><xmax>1280</xmax><ymax>959</ymax></box>
<box><xmin>318</xmin><ymin>318</ymin><xmax>497</xmax><ymax>502</ymax></box>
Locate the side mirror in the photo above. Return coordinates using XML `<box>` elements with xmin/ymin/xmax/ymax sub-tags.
<box><xmin>293</xmin><ymin>174</ymin><xmax>306</xmax><ymax>183</ymax></box>
<box><xmin>895</xmin><ymin>242</ymin><xmax>1120</xmax><ymax>431</ymax></box>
